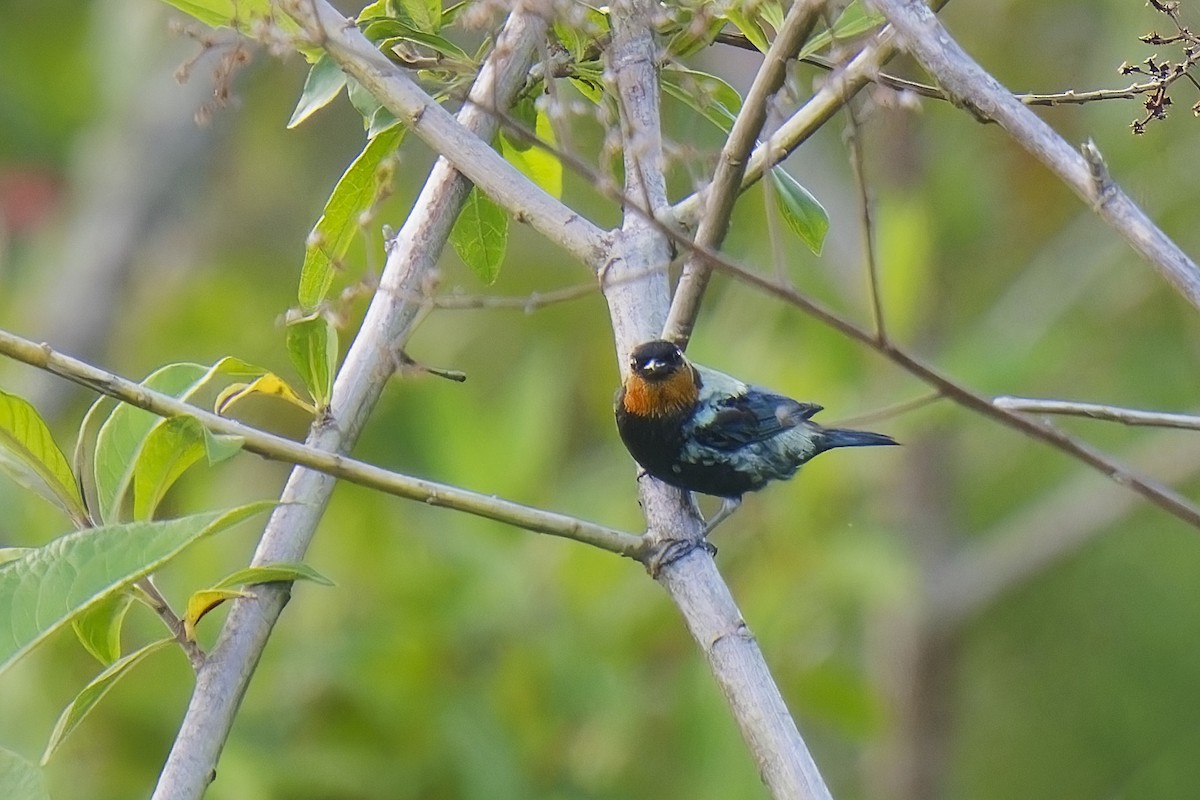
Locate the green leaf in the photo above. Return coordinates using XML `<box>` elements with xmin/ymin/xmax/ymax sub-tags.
<box><xmin>398</xmin><ymin>0</ymin><xmax>442</xmax><ymax>32</ymax></box>
<box><xmin>770</xmin><ymin>166</ymin><xmax>829</xmax><ymax>255</ymax></box>
<box><xmin>0</xmin><ymin>503</ymin><xmax>270</xmax><ymax>674</ymax></box>
<box><xmin>799</xmin><ymin>1</ymin><xmax>885</xmax><ymax>59</ymax></box>
<box><xmin>158</xmin><ymin>0</ymin><xmax>270</xmax><ymax>29</ymax></box>
<box><xmin>41</xmin><ymin>638</ymin><xmax>173</xmax><ymax>764</ymax></box>
<box><xmin>666</xmin><ymin>14</ymin><xmax>726</xmax><ymax>59</ymax></box>
<box><xmin>93</xmin><ymin>363</ymin><xmax>208</xmax><ymax>525</ymax></box>
<box><xmin>498</xmin><ymin>109</ymin><xmax>562</xmax><ymax>198</ymax></box>
<box><xmin>286</xmin><ymin>313</ymin><xmax>339</xmax><ymax>408</ymax></box>
<box><xmin>661</xmin><ymin>67</ymin><xmax>743</xmax><ymax>133</ymax></box>
<box><xmin>450</xmin><ymin>187</ymin><xmax>509</xmax><ymax>284</ymax></box>
<box><xmin>132</xmin><ymin>416</ymin><xmax>243</xmax><ymax>521</ymax></box>
<box><xmin>287</xmin><ymin>54</ymin><xmax>347</xmax><ymax>129</ymax></box>
<box><xmin>299</xmin><ymin>124</ymin><xmax>405</xmax><ymax>310</ymax></box>
<box><xmin>726</xmin><ymin>5</ymin><xmax>770</xmax><ymax>52</ymax></box>
<box><xmin>0</xmin><ymin>390</ymin><xmax>88</xmax><ymax>528</ymax></box>
<box><xmin>0</xmin><ymin>746</ymin><xmax>47</xmax><ymax>800</ymax></box>
<box><xmin>71</xmin><ymin>591</ymin><xmax>134</xmax><ymax>665</ymax></box>
<box><xmin>211</xmin><ymin>562</ymin><xmax>335</xmax><ymax>590</ymax></box>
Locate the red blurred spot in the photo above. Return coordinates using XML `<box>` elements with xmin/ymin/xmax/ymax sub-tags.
<box><xmin>0</xmin><ymin>167</ymin><xmax>63</xmax><ymax>235</ymax></box>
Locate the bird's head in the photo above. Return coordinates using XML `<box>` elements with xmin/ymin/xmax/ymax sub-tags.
<box><xmin>621</xmin><ymin>340</ymin><xmax>699</xmax><ymax>418</ymax></box>
<box><xmin>629</xmin><ymin>340</ymin><xmax>687</xmax><ymax>382</ymax></box>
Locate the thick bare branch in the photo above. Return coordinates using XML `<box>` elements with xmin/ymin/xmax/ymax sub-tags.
<box><xmin>150</xmin><ymin>9</ymin><xmax>550</xmax><ymax>798</ymax></box>
<box><xmin>604</xmin><ymin>2</ymin><xmax>835</xmax><ymax>799</ymax></box>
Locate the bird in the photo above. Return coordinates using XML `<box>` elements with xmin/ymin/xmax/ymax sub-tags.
<box><xmin>615</xmin><ymin>339</ymin><xmax>897</xmax><ymax>529</ymax></box>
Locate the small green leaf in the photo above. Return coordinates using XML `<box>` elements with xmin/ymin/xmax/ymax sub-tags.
<box><xmin>499</xmin><ymin>109</ymin><xmax>562</xmax><ymax>198</ymax></box>
<box><xmin>158</xmin><ymin>0</ymin><xmax>270</xmax><ymax>29</ymax></box>
<box><xmin>450</xmin><ymin>187</ymin><xmax>509</xmax><ymax>284</ymax></box>
<box><xmin>0</xmin><ymin>390</ymin><xmax>88</xmax><ymax>528</ymax></box>
<box><xmin>211</xmin><ymin>562</ymin><xmax>335</xmax><ymax>590</ymax></box>
<box><xmin>288</xmin><ymin>55</ymin><xmax>347</xmax><ymax>129</ymax></box>
<box><xmin>661</xmin><ymin>67</ymin><xmax>743</xmax><ymax>133</ymax></box>
<box><xmin>0</xmin><ymin>746</ymin><xmax>47</xmax><ymax>800</ymax></box>
<box><xmin>299</xmin><ymin>125</ymin><xmax>405</xmax><ymax>310</ymax></box>
<box><xmin>0</xmin><ymin>503</ymin><xmax>271</xmax><ymax>674</ymax></box>
<box><xmin>770</xmin><ymin>166</ymin><xmax>829</xmax><ymax>255</ymax></box>
<box><xmin>71</xmin><ymin>591</ymin><xmax>134</xmax><ymax>665</ymax></box>
<box><xmin>398</xmin><ymin>0</ymin><xmax>441</xmax><ymax>32</ymax></box>
<box><xmin>41</xmin><ymin>638</ymin><xmax>173</xmax><ymax>765</ymax></box>
<box><xmin>799</xmin><ymin>1</ymin><xmax>885</xmax><ymax>59</ymax></box>
<box><xmin>286</xmin><ymin>313</ymin><xmax>339</xmax><ymax>408</ymax></box>
<box><xmin>726</xmin><ymin>5</ymin><xmax>771</xmax><ymax>52</ymax></box>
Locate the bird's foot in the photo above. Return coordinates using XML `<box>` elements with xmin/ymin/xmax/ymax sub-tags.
<box><xmin>643</xmin><ymin>537</ymin><xmax>718</xmax><ymax>578</ymax></box>
<box><xmin>702</xmin><ymin>497</ymin><xmax>742</xmax><ymax>536</ymax></box>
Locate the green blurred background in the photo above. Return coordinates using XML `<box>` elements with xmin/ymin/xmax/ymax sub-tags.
<box><xmin>3</xmin><ymin>1</ymin><xmax>1200</xmax><ymax>798</ymax></box>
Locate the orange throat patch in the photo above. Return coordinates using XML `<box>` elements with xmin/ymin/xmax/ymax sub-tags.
<box><xmin>622</xmin><ymin>368</ymin><xmax>700</xmax><ymax>419</ymax></box>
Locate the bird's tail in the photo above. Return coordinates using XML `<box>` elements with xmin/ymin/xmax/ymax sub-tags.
<box><xmin>819</xmin><ymin>428</ymin><xmax>899</xmax><ymax>451</ymax></box>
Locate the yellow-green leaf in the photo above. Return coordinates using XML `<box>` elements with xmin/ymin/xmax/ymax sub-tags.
<box><xmin>71</xmin><ymin>591</ymin><xmax>134</xmax><ymax>665</ymax></box>
<box><xmin>0</xmin><ymin>390</ymin><xmax>88</xmax><ymax>528</ymax></box>
<box><xmin>132</xmin><ymin>416</ymin><xmax>244</xmax><ymax>521</ymax></box>
<box><xmin>215</xmin><ymin>374</ymin><xmax>316</xmax><ymax>417</ymax></box>
<box><xmin>184</xmin><ymin>588</ymin><xmax>252</xmax><ymax>641</ymax></box>
<box><xmin>499</xmin><ymin>109</ymin><xmax>562</xmax><ymax>198</ymax></box>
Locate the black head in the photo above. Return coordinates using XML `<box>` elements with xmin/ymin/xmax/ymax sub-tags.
<box><xmin>628</xmin><ymin>340</ymin><xmax>687</xmax><ymax>384</ymax></box>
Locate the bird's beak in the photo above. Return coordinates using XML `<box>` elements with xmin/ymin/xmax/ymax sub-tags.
<box><xmin>641</xmin><ymin>358</ymin><xmax>670</xmax><ymax>376</ymax></box>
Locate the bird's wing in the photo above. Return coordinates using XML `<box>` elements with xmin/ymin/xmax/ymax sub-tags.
<box><xmin>692</xmin><ymin>387</ymin><xmax>823</xmax><ymax>450</ymax></box>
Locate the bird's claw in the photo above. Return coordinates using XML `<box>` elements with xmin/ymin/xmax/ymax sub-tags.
<box><xmin>643</xmin><ymin>537</ymin><xmax>717</xmax><ymax>578</ymax></box>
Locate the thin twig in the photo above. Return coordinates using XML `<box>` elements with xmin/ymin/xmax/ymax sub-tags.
<box><xmin>993</xmin><ymin>396</ymin><xmax>1200</xmax><ymax>431</ymax></box>
<box><xmin>0</xmin><ymin>329</ymin><xmax>643</xmax><ymax>557</ymax></box>
<box><xmin>831</xmin><ymin>390</ymin><xmax>944</xmax><ymax>428</ymax></box>
<box><xmin>844</xmin><ymin>92</ymin><xmax>887</xmax><ymax>342</ymax></box>
<box><xmin>430</xmin><ymin>282</ymin><xmax>597</xmax><ymax>311</ymax></box>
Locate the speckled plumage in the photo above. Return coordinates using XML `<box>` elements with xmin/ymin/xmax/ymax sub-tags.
<box><xmin>615</xmin><ymin>340</ymin><xmax>897</xmax><ymax>500</ymax></box>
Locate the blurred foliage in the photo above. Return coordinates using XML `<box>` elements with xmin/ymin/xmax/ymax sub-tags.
<box><xmin>2</xmin><ymin>0</ymin><xmax>1200</xmax><ymax>799</ymax></box>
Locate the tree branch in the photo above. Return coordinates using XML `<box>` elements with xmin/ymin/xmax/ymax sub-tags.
<box><xmin>865</xmin><ymin>0</ymin><xmax>1200</xmax><ymax>311</ymax></box>
<box><xmin>277</xmin><ymin>0</ymin><xmax>611</xmax><ymax>271</ymax></box>
<box><xmin>150</xmin><ymin>8</ymin><xmax>550</xmax><ymax>798</ymax></box>
<box><xmin>993</xmin><ymin>396</ymin><xmax>1200</xmax><ymax>431</ymax></box>
<box><xmin>662</xmin><ymin>0</ymin><xmax>824</xmax><ymax>347</ymax></box>
<box><xmin>604</xmin><ymin>2</ymin><xmax>835</xmax><ymax>799</ymax></box>
<box><xmin>0</xmin><ymin>329</ymin><xmax>643</xmax><ymax>556</ymax></box>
